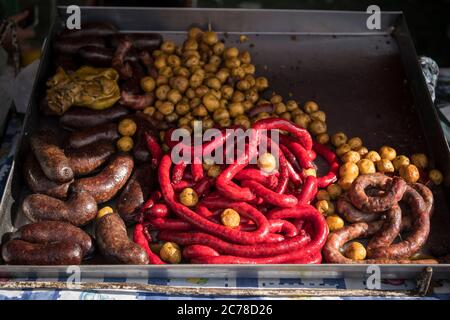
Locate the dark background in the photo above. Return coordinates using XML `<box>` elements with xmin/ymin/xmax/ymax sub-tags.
<box><xmin>1</xmin><ymin>0</ymin><xmax>450</xmax><ymax>66</ymax></box>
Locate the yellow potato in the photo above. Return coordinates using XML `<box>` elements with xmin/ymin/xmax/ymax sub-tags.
<box><xmin>118</xmin><ymin>119</ymin><xmax>137</xmax><ymax>137</ymax></box>
<box><xmin>344</xmin><ymin>242</ymin><xmax>367</xmax><ymax>260</ymax></box>
<box><xmin>326</xmin><ymin>215</ymin><xmax>345</xmax><ymax>232</ymax></box>
<box><xmin>379</xmin><ymin>146</ymin><xmax>397</xmax><ymax>161</ymax></box>
<box><xmin>376</xmin><ymin>159</ymin><xmax>395</xmax><ymax>173</ymax></box>
<box><xmin>399</xmin><ymin>164</ymin><xmax>420</xmax><ymax>183</ymax></box>
<box><xmin>357</xmin><ymin>159</ymin><xmax>376</xmax><ymax>175</ymax></box>
<box><xmin>429</xmin><ymin>169</ymin><xmax>443</xmax><ymax>185</ymax></box>
<box><xmin>221</xmin><ymin>208</ymin><xmax>241</xmax><ymax>228</ymax></box>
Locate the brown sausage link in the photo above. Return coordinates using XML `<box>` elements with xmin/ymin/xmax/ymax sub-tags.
<box><xmin>30</xmin><ymin>130</ymin><xmax>73</xmax><ymax>183</ymax></box>
<box><xmin>96</xmin><ymin>213</ymin><xmax>148</xmax><ymax>264</ymax></box>
<box><xmin>366</xmin><ymin>205</ymin><xmax>402</xmax><ymax>257</ymax></box>
<box><xmin>1</xmin><ymin>240</ymin><xmax>83</xmax><ymax>265</ymax></box>
<box><xmin>23</xmin><ymin>154</ymin><xmax>73</xmax><ymax>199</ymax></box>
<box><xmin>368</xmin><ymin>185</ymin><xmax>431</xmax><ymax>260</ymax></box>
<box><xmin>323</xmin><ymin>222</ymin><xmax>437</xmax><ymax>264</ymax></box>
<box><xmin>116</xmin><ymin>164</ymin><xmax>155</xmax><ymax>224</ymax></box>
<box><xmin>336</xmin><ymin>195</ymin><xmax>379</xmax><ymax>223</ymax></box>
<box><xmin>66</xmin><ymin>140</ymin><xmax>115</xmax><ymax>177</ymax></box>
<box><xmin>60</xmin><ymin>105</ymin><xmax>129</xmax><ymax>130</ymax></box>
<box><xmin>9</xmin><ymin>221</ymin><xmax>92</xmax><ymax>256</ymax></box>
<box><xmin>410</xmin><ymin>183</ymin><xmax>434</xmax><ymax>216</ymax></box>
<box><xmin>71</xmin><ymin>153</ymin><xmax>134</xmax><ymax>203</ymax></box>
<box><xmin>22</xmin><ymin>190</ymin><xmax>98</xmax><ymax>226</ymax></box>
<box><xmin>348</xmin><ymin>173</ymin><xmax>407</xmax><ymax>213</ymax></box>
<box><xmin>67</xmin><ymin>123</ymin><xmax>120</xmax><ymax>149</ymax></box>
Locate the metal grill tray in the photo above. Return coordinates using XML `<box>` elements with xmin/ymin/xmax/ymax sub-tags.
<box><xmin>0</xmin><ymin>7</ymin><xmax>449</xmax><ymax>280</ymax></box>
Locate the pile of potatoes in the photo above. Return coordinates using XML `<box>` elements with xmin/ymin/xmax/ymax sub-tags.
<box><xmin>137</xmin><ymin>27</ymin><xmax>329</xmax><ymax>140</ymax></box>
<box><xmin>313</xmin><ymin>126</ymin><xmax>444</xmax><ymax>233</ymax></box>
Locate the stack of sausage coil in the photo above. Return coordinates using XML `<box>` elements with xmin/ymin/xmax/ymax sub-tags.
<box><xmin>323</xmin><ymin>173</ymin><xmax>436</xmax><ymax>264</ymax></box>
<box><xmin>134</xmin><ymin>118</ymin><xmax>337</xmax><ymax>264</ymax></box>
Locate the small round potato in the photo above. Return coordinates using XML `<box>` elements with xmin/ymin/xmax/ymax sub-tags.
<box><xmin>411</xmin><ymin>153</ymin><xmax>428</xmax><ymax>169</ymax></box>
<box><xmin>303</xmin><ymin>101</ymin><xmax>319</xmax><ymax>114</ymax></box>
<box><xmin>336</xmin><ymin>144</ymin><xmax>352</xmax><ymax>158</ymax></box>
<box><xmin>118</xmin><ymin>119</ymin><xmax>137</xmax><ymax>137</ymax></box>
<box><xmin>140</xmin><ymin>77</ymin><xmax>156</xmax><ymax>93</ymax></box>
<box><xmin>379</xmin><ymin>146</ymin><xmax>397</xmax><ymax>161</ymax></box>
<box><xmin>393</xmin><ymin>155</ymin><xmax>410</xmax><ymax>171</ymax></box>
<box><xmin>308</xmin><ymin>120</ymin><xmax>327</xmax><ymax>136</ymax></box>
<box><xmin>365</xmin><ymin>151</ymin><xmax>381</xmax><ymax>162</ymax></box>
<box><xmin>357</xmin><ymin>159</ymin><xmax>376</xmax><ymax>175</ymax></box>
<box><xmin>326</xmin><ymin>215</ymin><xmax>345</xmax><ymax>232</ymax></box>
<box><xmin>344</xmin><ymin>242</ymin><xmax>367</xmax><ymax>260</ymax></box>
<box><xmin>376</xmin><ymin>159</ymin><xmax>395</xmax><ymax>173</ymax></box>
<box><xmin>331</xmin><ymin>132</ymin><xmax>348</xmax><ymax>148</ymax></box>
<box><xmin>399</xmin><ymin>164</ymin><xmax>420</xmax><ymax>183</ymax></box>
<box><xmin>339</xmin><ymin>162</ymin><xmax>359</xmax><ymax>180</ymax></box>
<box><xmin>316</xmin><ymin>133</ymin><xmax>330</xmax><ymax>145</ymax></box>
<box><xmin>348</xmin><ymin>137</ymin><xmax>363</xmax><ymax>150</ymax></box>
<box><xmin>429</xmin><ymin>169</ymin><xmax>443</xmax><ymax>185</ymax></box>
<box><xmin>341</xmin><ymin>151</ymin><xmax>361</xmax><ymax>163</ymax></box>
<box><xmin>221</xmin><ymin>208</ymin><xmax>241</xmax><ymax>228</ymax></box>
<box><xmin>179</xmin><ymin>188</ymin><xmax>199</xmax><ymax>207</ymax></box>
<box><xmin>117</xmin><ymin>136</ymin><xmax>134</xmax><ymax>152</ymax></box>
<box><xmin>327</xmin><ymin>183</ymin><xmax>343</xmax><ymax>200</ymax></box>
<box><xmin>160</xmin><ymin>242</ymin><xmax>182</xmax><ymax>264</ymax></box>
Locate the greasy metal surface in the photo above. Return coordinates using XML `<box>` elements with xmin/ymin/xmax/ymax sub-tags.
<box><xmin>0</xmin><ymin>7</ymin><xmax>449</xmax><ymax>280</ymax></box>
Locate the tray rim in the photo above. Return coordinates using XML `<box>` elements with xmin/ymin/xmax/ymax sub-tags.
<box><xmin>1</xmin><ymin>7</ymin><xmax>449</xmax><ymax>280</ymax></box>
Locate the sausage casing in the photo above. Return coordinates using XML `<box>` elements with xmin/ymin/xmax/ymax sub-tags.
<box><xmin>96</xmin><ymin>213</ymin><xmax>148</xmax><ymax>264</ymax></box>
<box><xmin>67</xmin><ymin>122</ymin><xmax>120</xmax><ymax>149</ymax></box>
<box><xmin>22</xmin><ymin>190</ymin><xmax>98</xmax><ymax>226</ymax></box>
<box><xmin>9</xmin><ymin>221</ymin><xmax>93</xmax><ymax>256</ymax></box>
<box><xmin>60</xmin><ymin>105</ymin><xmax>129</xmax><ymax>130</ymax></box>
<box><xmin>23</xmin><ymin>154</ymin><xmax>73</xmax><ymax>199</ymax></box>
<box><xmin>30</xmin><ymin>130</ymin><xmax>74</xmax><ymax>183</ymax></box>
<box><xmin>117</xmin><ymin>164</ymin><xmax>155</xmax><ymax>223</ymax></box>
<box><xmin>71</xmin><ymin>153</ymin><xmax>134</xmax><ymax>203</ymax></box>
<box><xmin>2</xmin><ymin>240</ymin><xmax>83</xmax><ymax>265</ymax></box>
<box><xmin>66</xmin><ymin>140</ymin><xmax>115</xmax><ymax>177</ymax></box>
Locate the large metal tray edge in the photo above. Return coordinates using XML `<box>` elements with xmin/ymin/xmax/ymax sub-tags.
<box><xmin>0</xmin><ymin>7</ymin><xmax>449</xmax><ymax>281</ymax></box>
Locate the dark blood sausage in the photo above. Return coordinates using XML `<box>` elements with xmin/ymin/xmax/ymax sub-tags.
<box><xmin>53</xmin><ymin>36</ymin><xmax>106</xmax><ymax>55</ymax></box>
<box><xmin>1</xmin><ymin>240</ymin><xmax>83</xmax><ymax>265</ymax></box>
<box><xmin>23</xmin><ymin>154</ymin><xmax>73</xmax><ymax>199</ymax></box>
<box><xmin>66</xmin><ymin>140</ymin><xmax>115</xmax><ymax>177</ymax></box>
<box><xmin>117</xmin><ymin>164</ymin><xmax>155</xmax><ymax>223</ymax></box>
<box><xmin>30</xmin><ymin>130</ymin><xmax>74</xmax><ymax>183</ymax></box>
<box><xmin>112</xmin><ymin>38</ymin><xmax>133</xmax><ymax>79</ymax></box>
<box><xmin>9</xmin><ymin>221</ymin><xmax>93</xmax><ymax>256</ymax></box>
<box><xmin>77</xmin><ymin>46</ymin><xmax>139</xmax><ymax>68</ymax></box>
<box><xmin>348</xmin><ymin>173</ymin><xmax>407</xmax><ymax>213</ymax></box>
<box><xmin>60</xmin><ymin>105</ymin><xmax>129</xmax><ymax>130</ymax></box>
<box><xmin>110</xmin><ymin>33</ymin><xmax>162</xmax><ymax>52</ymax></box>
<box><xmin>22</xmin><ymin>190</ymin><xmax>98</xmax><ymax>226</ymax></box>
<box><xmin>96</xmin><ymin>213</ymin><xmax>149</xmax><ymax>264</ymax></box>
<box><xmin>71</xmin><ymin>153</ymin><xmax>134</xmax><ymax>203</ymax></box>
<box><xmin>367</xmin><ymin>185</ymin><xmax>431</xmax><ymax>260</ymax></box>
<box><xmin>59</xmin><ymin>22</ymin><xmax>118</xmax><ymax>39</ymax></box>
<box><xmin>67</xmin><ymin>122</ymin><xmax>120</xmax><ymax>149</ymax></box>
